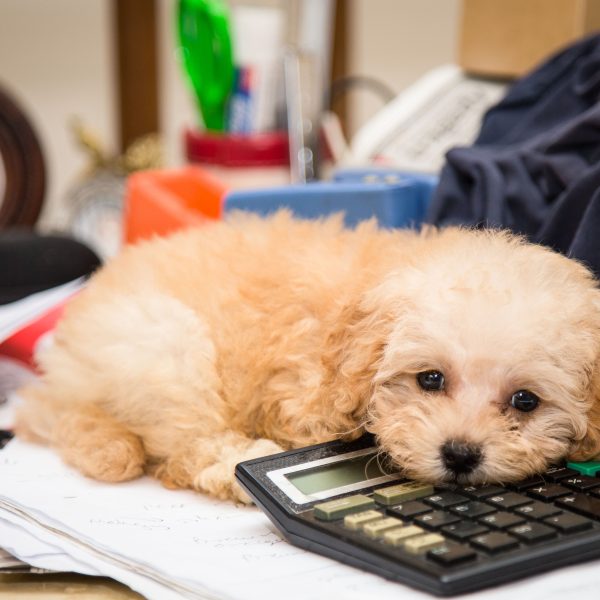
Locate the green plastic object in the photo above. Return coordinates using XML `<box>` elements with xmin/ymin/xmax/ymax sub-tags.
<box><xmin>178</xmin><ymin>0</ymin><xmax>234</xmax><ymax>131</ymax></box>
<box><xmin>567</xmin><ymin>461</ymin><xmax>600</xmax><ymax>476</ymax></box>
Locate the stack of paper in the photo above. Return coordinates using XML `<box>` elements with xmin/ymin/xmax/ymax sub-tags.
<box><xmin>2</xmin><ymin>439</ymin><xmax>600</xmax><ymax>599</ymax></box>
<box><xmin>0</xmin><ymin>278</ymin><xmax>84</xmax><ymax>345</ymax></box>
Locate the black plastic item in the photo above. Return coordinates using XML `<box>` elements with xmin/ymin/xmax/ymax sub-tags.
<box><xmin>236</xmin><ymin>436</ymin><xmax>600</xmax><ymax>596</ymax></box>
<box><xmin>0</xmin><ymin>231</ymin><xmax>101</xmax><ymax>304</ymax></box>
<box><xmin>0</xmin><ymin>430</ymin><xmax>14</xmax><ymax>449</ymax></box>
<box><xmin>0</xmin><ymin>85</ymin><xmax>46</xmax><ymax>227</ymax></box>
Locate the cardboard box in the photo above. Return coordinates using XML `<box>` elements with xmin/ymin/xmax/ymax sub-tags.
<box><xmin>459</xmin><ymin>0</ymin><xmax>600</xmax><ymax>78</ymax></box>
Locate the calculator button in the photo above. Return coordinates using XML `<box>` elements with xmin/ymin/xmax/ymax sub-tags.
<box><xmin>383</xmin><ymin>525</ymin><xmax>425</xmax><ymax>546</ymax></box>
<box><xmin>508</xmin><ymin>522</ymin><xmax>557</xmax><ymax>544</ymax></box>
<box><xmin>450</xmin><ymin>502</ymin><xmax>497</xmax><ymax>518</ymax></box>
<box><xmin>427</xmin><ymin>543</ymin><xmax>477</xmax><ymax>566</ymax></box>
<box><xmin>562</xmin><ymin>476</ymin><xmax>600</xmax><ymax>492</ymax></box>
<box><xmin>485</xmin><ymin>492</ymin><xmax>533</xmax><ymax>510</ymax></box>
<box><xmin>567</xmin><ymin>461</ymin><xmax>600</xmax><ymax>477</ymax></box>
<box><xmin>404</xmin><ymin>533</ymin><xmax>446</xmax><ymax>554</ymax></box>
<box><xmin>479</xmin><ymin>511</ymin><xmax>526</xmax><ymax>530</ymax></box>
<box><xmin>514</xmin><ymin>501</ymin><xmax>562</xmax><ymax>520</ymax></box>
<box><xmin>442</xmin><ymin>521</ymin><xmax>490</xmax><ymax>541</ymax></box>
<box><xmin>544</xmin><ymin>512</ymin><xmax>594</xmax><ymax>534</ymax></box>
<box><xmin>543</xmin><ymin>466</ymin><xmax>579</xmax><ymax>482</ymax></box>
<box><xmin>373</xmin><ymin>483</ymin><xmax>434</xmax><ymax>506</ymax></box>
<box><xmin>386</xmin><ymin>500</ymin><xmax>432</xmax><ymax>519</ymax></box>
<box><xmin>461</xmin><ymin>485</ymin><xmax>507</xmax><ymax>499</ymax></box>
<box><xmin>414</xmin><ymin>510</ymin><xmax>461</xmax><ymax>530</ymax></box>
<box><xmin>526</xmin><ymin>484</ymin><xmax>572</xmax><ymax>502</ymax></box>
<box><xmin>470</xmin><ymin>532</ymin><xmax>519</xmax><ymax>554</ymax></box>
<box><xmin>343</xmin><ymin>510</ymin><xmax>384</xmax><ymax>531</ymax></box>
<box><xmin>424</xmin><ymin>492</ymin><xmax>469</xmax><ymax>509</ymax></box>
<box><xmin>313</xmin><ymin>494</ymin><xmax>375</xmax><ymax>521</ymax></box>
<box><xmin>555</xmin><ymin>493</ymin><xmax>600</xmax><ymax>519</ymax></box>
<box><xmin>363</xmin><ymin>517</ymin><xmax>404</xmax><ymax>538</ymax></box>
<box><xmin>507</xmin><ymin>475</ymin><xmax>545</xmax><ymax>492</ymax></box>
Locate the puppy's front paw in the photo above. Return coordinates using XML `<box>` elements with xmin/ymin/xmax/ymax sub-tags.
<box><xmin>195</xmin><ymin>462</ymin><xmax>252</xmax><ymax>504</ymax></box>
<box><xmin>195</xmin><ymin>438</ymin><xmax>284</xmax><ymax>503</ymax></box>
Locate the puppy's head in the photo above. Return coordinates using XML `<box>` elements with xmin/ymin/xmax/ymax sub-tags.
<box><xmin>338</xmin><ymin>229</ymin><xmax>600</xmax><ymax>484</ymax></box>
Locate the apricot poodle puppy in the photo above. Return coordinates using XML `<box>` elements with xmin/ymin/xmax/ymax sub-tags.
<box><xmin>16</xmin><ymin>211</ymin><xmax>600</xmax><ymax>502</ymax></box>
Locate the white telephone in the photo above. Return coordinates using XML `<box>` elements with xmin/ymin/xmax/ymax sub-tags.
<box><xmin>346</xmin><ymin>65</ymin><xmax>507</xmax><ymax>174</ymax></box>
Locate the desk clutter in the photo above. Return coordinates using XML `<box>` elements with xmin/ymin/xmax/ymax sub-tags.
<box><xmin>124</xmin><ymin>166</ymin><xmax>437</xmax><ymax>246</ymax></box>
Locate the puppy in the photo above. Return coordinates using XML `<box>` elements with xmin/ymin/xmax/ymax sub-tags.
<box><xmin>15</xmin><ymin>211</ymin><xmax>600</xmax><ymax>502</ymax></box>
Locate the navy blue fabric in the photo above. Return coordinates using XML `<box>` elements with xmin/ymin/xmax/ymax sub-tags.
<box><xmin>427</xmin><ymin>34</ymin><xmax>600</xmax><ymax>278</ymax></box>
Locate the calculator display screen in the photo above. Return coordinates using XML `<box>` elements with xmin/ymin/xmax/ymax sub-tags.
<box><xmin>285</xmin><ymin>453</ymin><xmax>388</xmax><ymax>495</ymax></box>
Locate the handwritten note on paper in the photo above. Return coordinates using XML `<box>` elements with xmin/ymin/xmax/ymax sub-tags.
<box><xmin>2</xmin><ymin>439</ymin><xmax>600</xmax><ymax>600</ymax></box>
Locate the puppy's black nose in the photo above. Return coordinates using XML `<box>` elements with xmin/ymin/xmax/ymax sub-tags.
<box><xmin>441</xmin><ymin>440</ymin><xmax>482</xmax><ymax>475</ymax></box>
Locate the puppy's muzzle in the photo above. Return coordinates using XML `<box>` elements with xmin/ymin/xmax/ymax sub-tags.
<box><xmin>441</xmin><ymin>440</ymin><xmax>482</xmax><ymax>476</ymax></box>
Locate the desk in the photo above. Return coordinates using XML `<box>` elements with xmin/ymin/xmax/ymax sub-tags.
<box><xmin>0</xmin><ymin>573</ymin><xmax>142</xmax><ymax>599</ymax></box>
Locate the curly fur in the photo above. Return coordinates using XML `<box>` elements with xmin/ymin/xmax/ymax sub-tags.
<box><xmin>15</xmin><ymin>211</ymin><xmax>600</xmax><ymax>502</ymax></box>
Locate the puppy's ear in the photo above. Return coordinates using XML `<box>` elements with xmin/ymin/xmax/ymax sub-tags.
<box><xmin>569</xmin><ymin>375</ymin><xmax>600</xmax><ymax>461</ymax></box>
<box><xmin>321</xmin><ymin>291</ymin><xmax>396</xmax><ymax>425</ymax></box>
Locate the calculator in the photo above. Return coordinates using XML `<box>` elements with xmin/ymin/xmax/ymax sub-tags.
<box><xmin>235</xmin><ymin>434</ymin><xmax>600</xmax><ymax>596</ymax></box>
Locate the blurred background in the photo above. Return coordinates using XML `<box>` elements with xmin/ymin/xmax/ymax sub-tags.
<box><xmin>0</xmin><ymin>0</ymin><xmax>598</xmax><ymax>265</ymax></box>
<box><xmin>0</xmin><ymin>0</ymin><xmax>460</xmax><ymax>230</ymax></box>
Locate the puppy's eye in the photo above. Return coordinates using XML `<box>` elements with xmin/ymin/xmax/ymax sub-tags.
<box><xmin>511</xmin><ymin>390</ymin><xmax>540</xmax><ymax>412</ymax></box>
<box><xmin>417</xmin><ymin>370</ymin><xmax>445</xmax><ymax>392</ymax></box>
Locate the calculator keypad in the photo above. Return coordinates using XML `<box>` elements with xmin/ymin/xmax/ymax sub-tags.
<box><xmin>310</xmin><ymin>463</ymin><xmax>600</xmax><ymax>574</ymax></box>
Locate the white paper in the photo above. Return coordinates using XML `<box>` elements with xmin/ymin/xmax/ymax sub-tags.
<box><xmin>0</xmin><ymin>278</ymin><xmax>84</xmax><ymax>344</ymax></box>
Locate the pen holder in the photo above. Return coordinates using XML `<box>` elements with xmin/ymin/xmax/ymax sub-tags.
<box><xmin>184</xmin><ymin>128</ymin><xmax>290</xmax><ymax>190</ymax></box>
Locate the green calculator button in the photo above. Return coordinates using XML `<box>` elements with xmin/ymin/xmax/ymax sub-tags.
<box><xmin>313</xmin><ymin>494</ymin><xmax>375</xmax><ymax>521</ymax></box>
<box><xmin>567</xmin><ymin>461</ymin><xmax>600</xmax><ymax>477</ymax></box>
<box><xmin>343</xmin><ymin>510</ymin><xmax>382</xmax><ymax>530</ymax></box>
<box><xmin>373</xmin><ymin>482</ymin><xmax>434</xmax><ymax>506</ymax></box>
<box><xmin>363</xmin><ymin>517</ymin><xmax>404</xmax><ymax>538</ymax></box>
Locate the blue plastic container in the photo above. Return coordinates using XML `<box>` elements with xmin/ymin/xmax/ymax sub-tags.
<box><xmin>224</xmin><ymin>170</ymin><xmax>438</xmax><ymax>229</ymax></box>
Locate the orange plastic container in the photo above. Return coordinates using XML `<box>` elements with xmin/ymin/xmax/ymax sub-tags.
<box><xmin>124</xmin><ymin>166</ymin><xmax>229</xmax><ymax>244</ymax></box>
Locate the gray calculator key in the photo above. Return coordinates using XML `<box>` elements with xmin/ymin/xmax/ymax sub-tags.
<box><xmin>450</xmin><ymin>502</ymin><xmax>496</xmax><ymax>518</ymax></box>
<box><xmin>427</xmin><ymin>543</ymin><xmax>477</xmax><ymax>566</ymax></box>
<box><xmin>414</xmin><ymin>510</ymin><xmax>461</xmax><ymax>530</ymax></box>
<box><xmin>508</xmin><ymin>475</ymin><xmax>545</xmax><ymax>492</ymax></box>
<box><xmin>544</xmin><ymin>512</ymin><xmax>594</xmax><ymax>533</ymax></box>
<box><xmin>442</xmin><ymin>521</ymin><xmax>489</xmax><ymax>541</ymax></box>
<box><xmin>424</xmin><ymin>492</ymin><xmax>469</xmax><ymax>509</ymax></box>
<box><xmin>562</xmin><ymin>476</ymin><xmax>600</xmax><ymax>492</ymax></box>
<box><xmin>461</xmin><ymin>485</ymin><xmax>506</xmax><ymax>499</ymax></box>
<box><xmin>470</xmin><ymin>532</ymin><xmax>519</xmax><ymax>554</ymax></box>
<box><xmin>508</xmin><ymin>522</ymin><xmax>557</xmax><ymax>544</ymax></box>
<box><xmin>544</xmin><ymin>467</ymin><xmax>579</xmax><ymax>482</ymax></box>
<box><xmin>387</xmin><ymin>501</ymin><xmax>432</xmax><ymax>519</ymax></box>
<box><xmin>486</xmin><ymin>492</ymin><xmax>533</xmax><ymax>509</ymax></box>
<box><xmin>555</xmin><ymin>493</ymin><xmax>600</xmax><ymax>519</ymax></box>
<box><xmin>526</xmin><ymin>484</ymin><xmax>572</xmax><ymax>502</ymax></box>
<box><xmin>515</xmin><ymin>501</ymin><xmax>561</xmax><ymax>520</ymax></box>
<box><xmin>479</xmin><ymin>511</ymin><xmax>526</xmax><ymax>530</ymax></box>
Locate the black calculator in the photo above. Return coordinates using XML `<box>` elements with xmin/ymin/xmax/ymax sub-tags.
<box><xmin>235</xmin><ymin>434</ymin><xmax>600</xmax><ymax>596</ymax></box>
